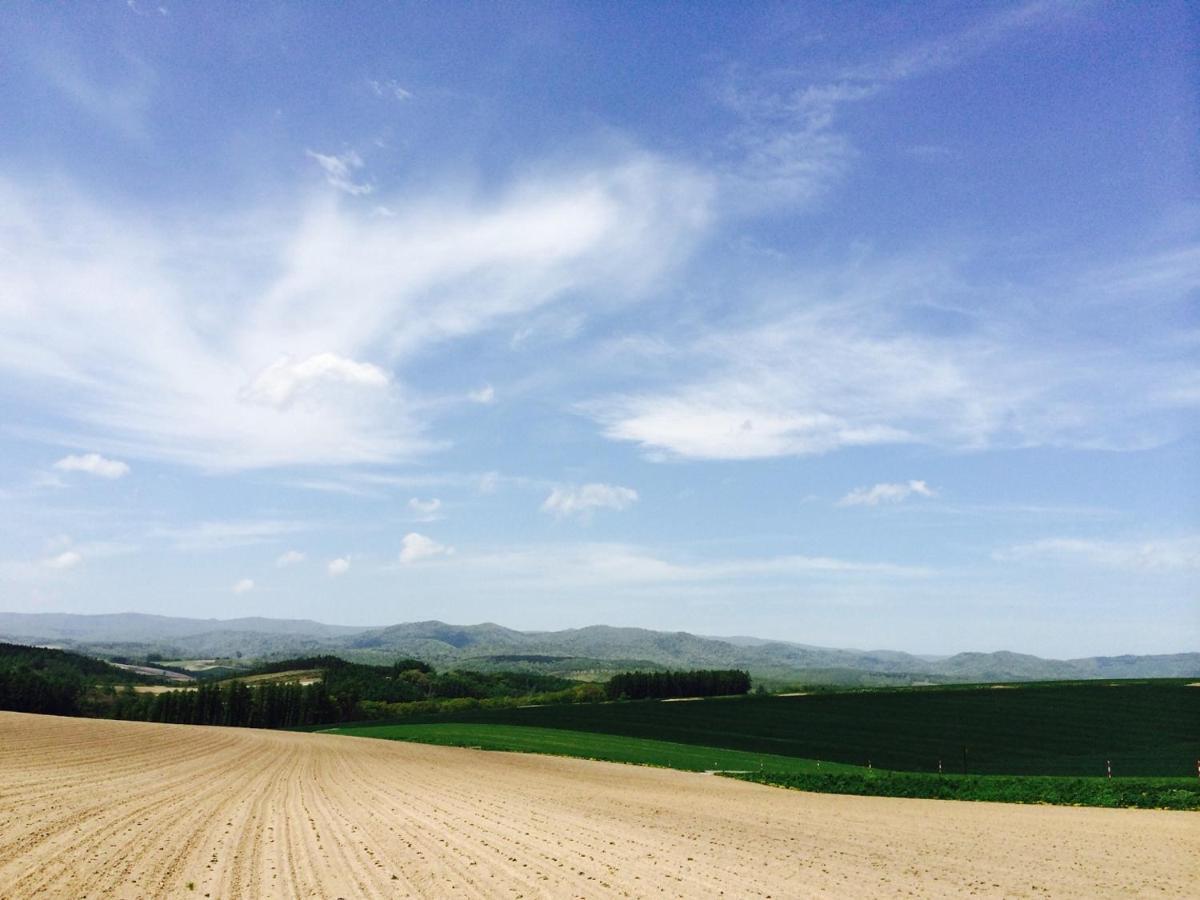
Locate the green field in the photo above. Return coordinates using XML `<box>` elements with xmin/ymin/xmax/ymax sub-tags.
<box><xmin>328</xmin><ymin>722</ymin><xmax>862</xmax><ymax>774</ymax></box>
<box><xmin>328</xmin><ymin>721</ymin><xmax>1200</xmax><ymax>810</ymax></box>
<box><xmin>726</xmin><ymin>770</ymin><xmax>1200</xmax><ymax>810</ymax></box>
<box><xmin>342</xmin><ymin>680</ymin><xmax>1200</xmax><ymax>777</ymax></box>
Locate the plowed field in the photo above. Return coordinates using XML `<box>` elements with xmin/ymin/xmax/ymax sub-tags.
<box><xmin>0</xmin><ymin>712</ymin><xmax>1195</xmax><ymax>898</ymax></box>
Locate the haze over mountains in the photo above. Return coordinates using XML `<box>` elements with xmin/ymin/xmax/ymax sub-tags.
<box><xmin>2</xmin><ymin>612</ymin><xmax>1195</xmax><ymax>685</ymax></box>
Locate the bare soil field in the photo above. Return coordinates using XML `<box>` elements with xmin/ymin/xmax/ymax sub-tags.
<box><xmin>0</xmin><ymin>712</ymin><xmax>1195</xmax><ymax>899</ymax></box>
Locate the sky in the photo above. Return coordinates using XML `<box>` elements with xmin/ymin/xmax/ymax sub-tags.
<box><xmin>0</xmin><ymin>1</ymin><xmax>1196</xmax><ymax>657</ymax></box>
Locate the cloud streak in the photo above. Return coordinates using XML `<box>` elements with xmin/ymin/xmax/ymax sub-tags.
<box><xmin>0</xmin><ymin>154</ymin><xmax>710</xmax><ymax>470</ymax></box>
<box><xmin>839</xmin><ymin>480</ymin><xmax>936</xmax><ymax>507</ymax></box>
<box><xmin>587</xmin><ymin>253</ymin><xmax>1199</xmax><ymax>460</ymax></box>
<box><xmin>995</xmin><ymin>536</ymin><xmax>1200</xmax><ymax>572</ymax></box>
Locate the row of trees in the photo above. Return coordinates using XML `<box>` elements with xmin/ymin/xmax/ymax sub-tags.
<box><xmin>605</xmin><ymin>668</ymin><xmax>751</xmax><ymax>700</ymax></box>
<box><xmin>101</xmin><ymin>680</ymin><xmax>353</xmax><ymax>728</ymax></box>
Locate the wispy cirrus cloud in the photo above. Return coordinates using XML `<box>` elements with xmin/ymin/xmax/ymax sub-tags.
<box><xmin>306</xmin><ymin>149</ymin><xmax>373</xmax><ymax>196</ymax></box>
<box><xmin>447</xmin><ymin>542</ymin><xmax>932</xmax><ymax>589</ymax></box>
<box><xmin>366</xmin><ymin>79</ymin><xmax>412</xmax><ymax>101</ymax></box>
<box><xmin>587</xmin><ymin>248</ymin><xmax>1200</xmax><ymax>460</ymax></box>
<box><xmin>995</xmin><ymin>536</ymin><xmax>1200</xmax><ymax>572</ymax></box>
<box><xmin>153</xmin><ymin>519</ymin><xmax>311</xmax><ymax>551</ymax></box>
<box><xmin>0</xmin><ymin>153</ymin><xmax>710</xmax><ymax>470</ymax></box>
<box><xmin>714</xmin><ymin>0</ymin><xmax>1077</xmax><ymax>212</ymax></box>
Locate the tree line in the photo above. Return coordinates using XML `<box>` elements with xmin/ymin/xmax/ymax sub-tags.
<box><xmin>0</xmin><ymin>642</ymin><xmax>152</xmax><ymax>716</ymax></box>
<box><xmin>104</xmin><ymin>680</ymin><xmax>350</xmax><ymax>728</ymax></box>
<box><xmin>605</xmin><ymin>668</ymin><xmax>751</xmax><ymax>700</ymax></box>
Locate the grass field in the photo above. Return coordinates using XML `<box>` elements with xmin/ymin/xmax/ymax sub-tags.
<box><xmin>727</xmin><ymin>770</ymin><xmax>1200</xmax><ymax>810</ymax></box>
<box><xmin>328</xmin><ymin>722</ymin><xmax>863</xmax><ymax>774</ymax></box>
<box><xmin>328</xmin><ymin>721</ymin><xmax>1200</xmax><ymax>809</ymax></box>
<box><xmin>348</xmin><ymin>680</ymin><xmax>1200</xmax><ymax>777</ymax></box>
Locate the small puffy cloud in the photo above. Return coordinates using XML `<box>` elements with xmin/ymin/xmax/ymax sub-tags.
<box><xmin>306</xmin><ymin>149</ymin><xmax>373</xmax><ymax>195</ymax></box>
<box><xmin>399</xmin><ymin>532</ymin><xmax>452</xmax><ymax>564</ymax></box>
<box><xmin>838</xmin><ymin>480</ymin><xmax>936</xmax><ymax>507</ymax></box>
<box><xmin>541</xmin><ymin>483</ymin><xmax>639</xmax><ymax>520</ymax></box>
<box><xmin>407</xmin><ymin>497</ymin><xmax>443</xmax><ymax>521</ymax></box>
<box><xmin>478</xmin><ymin>471</ymin><xmax>499</xmax><ymax>494</ymax></box>
<box><xmin>53</xmin><ymin>453</ymin><xmax>130</xmax><ymax>479</ymax></box>
<box><xmin>232</xmin><ymin>578</ymin><xmax>255</xmax><ymax>594</ymax></box>
<box><xmin>240</xmin><ymin>353</ymin><xmax>388</xmax><ymax>410</ymax></box>
<box><xmin>468</xmin><ymin>384</ymin><xmax>495</xmax><ymax>404</ymax></box>
<box><xmin>327</xmin><ymin>557</ymin><xmax>350</xmax><ymax>577</ymax></box>
<box><xmin>275</xmin><ymin>549</ymin><xmax>305</xmax><ymax>567</ymax></box>
<box><xmin>43</xmin><ymin>550</ymin><xmax>82</xmax><ymax>570</ymax></box>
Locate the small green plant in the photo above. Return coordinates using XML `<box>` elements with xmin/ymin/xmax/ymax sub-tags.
<box><xmin>186</xmin><ymin>882</ymin><xmax>195</xmax><ymax>891</ymax></box>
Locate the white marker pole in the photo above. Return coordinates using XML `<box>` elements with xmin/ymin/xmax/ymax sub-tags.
<box><xmin>1106</xmin><ymin>759</ymin><xmax>1112</xmax><ymax>779</ymax></box>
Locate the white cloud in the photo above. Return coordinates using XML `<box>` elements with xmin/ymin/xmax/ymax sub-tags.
<box><xmin>407</xmin><ymin>497</ymin><xmax>443</xmax><ymax>521</ymax></box>
<box><xmin>399</xmin><ymin>532</ymin><xmax>452</xmax><ymax>564</ymax></box>
<box><xmin>478</xmin><ymin>471</ymin><xmax>500</xmax><ymax>494</ymax></box>
<box><xmin>839</xmin><ymin>480</ymin><xmax>936</xmax><ymax>507</ymax></box>
<box><xmin>275</xmin><ymin>549</ymin><xmax>305</xmax><ymax>567</ymax></box>
<box><xmin>239</xmin><ymin>353</ymin><xmax>389</xmax><ymax>410</ymax></box>
<box><xmin>327</xmin><ymin>557</ymin><xmax>350</xmax><ymax>576</ymax></box>
<box><xmin>541</xmin><ymin>483</ymin><xmax>639</xmax><ymax>520</ymax></box>
<box><xmin>453</xmin><ymin>542</ymin><xmax>930</xmax><ymax>589</ymax></box>
<box><xmin>587</xmin><ymin>252</ymin><xmax>1199</xmax><ymax>460</ymax></box>
<box><xmin>995</xmin><ymin>536</ymin><xmax>1200</xmax><ymax>572</ymax></box>
<box><xmin>53</xmin><ymin>453</ymin><xmax>130</xmax><ymax>479</ymax></box>
<box><xmin>468</xmin><ymin>384</ymin><xmax>495</xmax><ymax>404</ymax></box>
<box><xmin>0</xmin><ymin>155</ymin><xmax>708</xmax><ymax>470</ymax></box>
<box><xmin>232</xmin><ymin>577</ymin><xmax>254</xmax><ymax>594</ymax></box>
<box><xmin>43</xmin><ymin>550</ymin><xmax>82</xmax><ymax>570</ymax></box>
<box><xmin>367</xmin><ymin>79</ymin><xmax>412</xmax><ymax>101</ymax></box>
<box><xmin>713</xmin><ymin>3</ymin><xmax>1072</xmax><ymax>215</ymax></box>
<box><xmin>306</xmin><ymin>149</ymin><xmax>373</xmax><ymax>196</ymax></box>
<box><xmin>154</xmin><ymin>519</ymin><xmax>310</xmax><ymax>551</ymax></box>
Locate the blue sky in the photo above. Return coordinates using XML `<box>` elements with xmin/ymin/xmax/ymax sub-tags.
<box><xmin>0</xmin><ymin>1</ymin><xmax>1196</xmax><ymax>656</ymax></box>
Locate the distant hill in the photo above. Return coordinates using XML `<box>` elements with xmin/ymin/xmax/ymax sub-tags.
<box><xmin>0</xmin><ymin>611</ymin><xmax>1196</xmax><ymax>684</ymax></box>
<box><xmin>0</xmin><ymin>612</ymin><xmax>362</xmax><ymax>642</ymax></box>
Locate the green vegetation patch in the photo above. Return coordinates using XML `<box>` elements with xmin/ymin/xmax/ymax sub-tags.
<box><xmin>387</xmin><ymin>681</ymin><xmax>1200</xmax><ymax>777</ymax></box>
<box><xmin>725</xmin><ymin>770</ymin><xmax>1200</xmax><ymax>810</ymax></box>
<box><xmin>329</xmin><ymin>722</ymin><xmax>861</xmax><ymax>775</ymax></box>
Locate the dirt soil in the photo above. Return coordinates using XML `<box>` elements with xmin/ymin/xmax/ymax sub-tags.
<box><xmin>0</xmin><ymin>711</ymin><xmax>1195</xmax><ymax>898</ymax></box>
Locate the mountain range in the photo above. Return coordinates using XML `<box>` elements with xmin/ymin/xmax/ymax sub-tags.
<box><xmin>1</xmin><ymin>612</ymin><xmax>1196</xmax><ymax>685</ymax></box>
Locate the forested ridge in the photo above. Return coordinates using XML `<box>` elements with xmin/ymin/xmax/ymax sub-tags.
<box><xmin>0</xmin><ymin>642</ymin><xmax>154</xmax><ymax>715</ymax></box>
<box><xmin>1</xmin><ymin>642</ymin><xmax>762</xmax><ymax>728</ymax></box>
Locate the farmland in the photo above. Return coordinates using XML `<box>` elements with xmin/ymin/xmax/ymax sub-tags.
<box><xmin>367</xmin><ymin>680</ymin><xmax>1199</xmax><ymax>777</ymax></box>
<box><xmin>2</xmin><ymin>711</ymin><xmax>1196</xmax><ymax>898</ymax></box>
<box><xmin>330</xmin><ymin>722</ymin><xmax>863</xmax><ymax>775</ymax></box>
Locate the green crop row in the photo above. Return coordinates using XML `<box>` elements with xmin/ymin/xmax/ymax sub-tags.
<box><xmin>725</xmin><ymin>770</ymin><xmax>1200</xmax><ymax>810</ymax></box>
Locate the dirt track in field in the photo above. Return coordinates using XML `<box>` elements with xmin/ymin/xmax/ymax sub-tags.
<box><xmin>0</xmin><ymin>712</ymin><xmax>1195</xmax><ymax>898</ymax></box>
